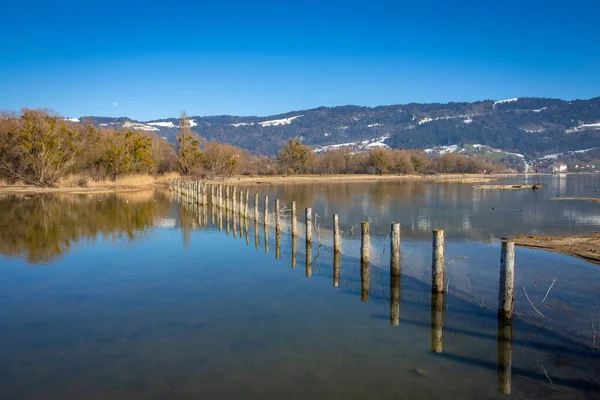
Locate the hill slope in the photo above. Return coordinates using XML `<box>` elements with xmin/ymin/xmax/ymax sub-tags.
<box><xmin>79</xmin><ymin>96</ymin><xmax>600</xmax><ymax>158</ymax></box>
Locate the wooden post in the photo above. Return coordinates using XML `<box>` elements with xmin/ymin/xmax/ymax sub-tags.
<box><xmin>499</xmin><ymin>238</ymin><xmax>515</xmax><ymax>320</ymax></box>
<box><xmin>254</xmin><ymin>192</ymin><xmax>259</xmax><ymax>221</ymax></box>
<box><xmin>225</xmin><ymin>186</ymin><xmax>230</xmax><ymax>211</ymax></box>
<box><xmin>390</xmin><ymin>274</ymin><xmax>400</xmax><ymax>326</ymax></box>
<box><xmin>219</xmin><ymin>185</ymin><xmax>223</xmax><ymax>208</ymax></box>
<box><xmin>305</xmin><ymin>208</ymin><xmax>312</xmax><ymax>243</ymax></box>
<box><xmin>333</xmin><ymin>251</ymin><xmax>341</xmax><ymax>287</ymax></box>
<box><xmin>361</xmin><ymin>222</ymin><xmax>370</xmax><ymax>264</ymax></box>
<box><xmin>391</xmin><ymin>222</ymin><xmax>401</xmax><ymax>278</ymax></box>
<box><xmin>264</xmin><ymin>195</ymin><xmax>269</xmax><ymax>226</ymax></box>
<box><xmin>244</xmin><ymin>190</ymin><xmax>249</xmax><ymax>218</ymax></box>
<box><xmin>333</xmin><ymin>214</ymin><xmax>341</xmax><ymax>254</ymax></box>
<box><xmin>431</xmin><ymin>293</ymin><xmax>444</xmax><ymax>353</ymax></box>
<box><xmin>291</xmin><ymin>201</ymin><xmax>297</xmax><ymax>236</ymax></box>
<box><xmin>497</xmin><ymin>318</ymin><xmax>513</xmax><ymax>395</ymax></box>
<box><xmin>432</xmin><ymin>229</ymin><xmax>445</xmax><ymax>293</ymax></box>
<box><xmin>275</xmin><ymin>199</ymin><xmax>281</xmax><ymax>233</ymax></box>
<box><xmin>239</xmin><ymin>189</ymin><xmax>244</xmax><ymax>217</ymax></box>
<box><xmin>203</xmin><ymin>183</ymin><xmax>208</xmax><ymax>206</ymax></box>
<box><xmin>232</xmin><ymin>186</ymin><xmax>237</xmax><ymax>215</ymax></box>
<box><xmin>210</xmin><ymin>185</ymin><xmax>214</xmax><ymax>206</ymax></box>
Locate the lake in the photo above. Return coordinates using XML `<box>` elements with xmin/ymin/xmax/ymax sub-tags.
<box><xmin>0</xmin><ymin>174</ymin><xmax>599</xmax><ymax>399</ymax></box>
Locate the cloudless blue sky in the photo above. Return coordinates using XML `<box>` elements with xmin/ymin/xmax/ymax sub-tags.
<box><xmin>1</xmin><ymin>0</ymin><xmax>598</xmax><ymax>120</ymax></box>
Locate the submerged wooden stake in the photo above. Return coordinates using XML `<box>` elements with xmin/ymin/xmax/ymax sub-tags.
<box><xmin>275</xmin><ymin>199</ymin><xmax>281</xmax><ymax>233</ymax></box>
<box><xmin>305</xmin><ymin>208</ymin><xmax>313</xmax><ymax>243</ymax></box>
<box><xmin>497</xmin><ymin>318</ymin><xmax>513</xmax><ymax>395</ymax></box>
<box><xmin>499</xmin><ymin>238</ymin><xmax>516</xmax><ymax>321</ymax></box>
<box><xmin>254</xmin><ymin>192</ymin><xmax>259</xmax><ymax>221</ymax></box>
<box><xmin>432</xmin><ymin>229</ymin><xmax>445</xmax><ymax>293</ymax></box>
<box><xmin>291</xmin><ymin>201</ymin><xmax>297</xmax><ymax>236</ymax></box>
<box><xmin>391</xmin><ymin>222</ymin><xmax>401</xmax><ymax>278</ymax></box>
<box><xmin>333</xmin><ymin>214</ymin><xmax>341</xmax><ymax>254</ymax></box>
<box><xmin>361</xmin><ymin>222</ymin><xmax>370</xmax><ymax>264</ymax></box>
<box><xmin>264</xmin><ymin>195</ymin><xmax>269</xmax><ymax>226</ymax></box>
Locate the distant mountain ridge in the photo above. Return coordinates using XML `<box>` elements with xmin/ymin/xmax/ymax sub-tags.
<box><xmin>76</xmin><ymin>96</ymin><xmax>600</xmax><ymax>159</ymax></box>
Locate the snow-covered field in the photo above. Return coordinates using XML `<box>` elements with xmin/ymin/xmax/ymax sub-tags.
<box><xmin>424</xmin><ymin>144</ymin><xmax>458</xmax><ymax>154</ymax></box>
<box><xmin>566</xmin><ymin>122</ymin><xmax>600</xmax><ymax>133</ymax></box>
<box><xmin>147</xmin><ymin>121</ymin><xmax>178</xmax><ymax>128</ymax></box>
<box><xmin>494</xmin><ymin>98</ymin><xmax>518</xmax><ymax>105</ymax></box>
<box><xmin>123</xmin><ymin>121</ymin><xmax>160</xmax><ymax>131</ymax></box>
<box><xmin>314</xmin><ymin>135</ymin><xmax>390</xmax><ymax>153</ymax></box>
<box><xmin>230</xmin><ymin>115</ymin><xmax>303</xmax><ymax>127</ymax></box>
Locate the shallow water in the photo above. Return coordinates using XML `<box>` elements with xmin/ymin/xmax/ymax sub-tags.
<box><xmin>0</xmin><ymin>175</ymin><xmax>599</xmax><ymax>399</ymax></box>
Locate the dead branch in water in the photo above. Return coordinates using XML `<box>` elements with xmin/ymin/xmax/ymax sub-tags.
<box><xmin>542</xmin><ymin>278</ymin><xmax>557</xmax><ymax>303</ymax></box>
<box><xmin>522</xmin><ymin>286</ymin><xmax>546</xmax><ymax>319</ymax></box>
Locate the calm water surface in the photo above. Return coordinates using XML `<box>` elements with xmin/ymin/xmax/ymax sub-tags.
<box><xmin>0</xmin><ymin>175</ymin><xmax>599</xmax><ymax>399</ymax></box>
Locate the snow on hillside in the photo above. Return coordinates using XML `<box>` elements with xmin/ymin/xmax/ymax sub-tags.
<box><xmin>367</xmin><ymin>123</ymin><xmax>382</xmax><ymax>127</ymax></box>
<box><xmin>63</xmin><ymin>117</ymin><xmax>80</xmax><ymax>123</ymax></box>
<box><xmin>314</xmin><ymin>135</ymin><xmax>390</xmax><ymax>153</ymax></box>
<box><xmin>147</xmin><ymin>121</ymin><xmax>178</xmax><ymax>128</ymax></box>
<box><xmin>532</xmin><ymin>107</ymin><xmax>547</xmax><ymax>112</ymax></box>
<box><xmin>259</xmin><ymin>115</ymin><xmax>303</xmax><ymax>127</ymax></box>
<box><xmin>189</xmin><ymin>119</ymin><xmax>197</xmax><ymax>127</ymax></box>
<box><xmin>418</xmin><ymin>115</ymin><xmax>471</xmax><ymax>125</ymax></box>
<box><xmin>494</xmin><ymin>98</ymin><xmax>518</xmax><ymax>105</ymax></box>
<box><xmin>540</xmin><ymin>146</ymin><xmax>600</xmax><ymax>160</ymax></box>
<box><xmin>123</xmin><ymin>121</ymin><xmax>159</xmax><ymax>131</ymax></box>
<box><xmin>566</xmin><ymin>122</ymin><xmax>600</xmax><ymax>133</ymax></box>
<box><xmin>424</xmin><ymin>144</ymin><xmax>458</xmax><ymax>154</ymax></box>
<box><xmin>230</xmin><ymin>115</ymin><xmax>303</xmax><ymax>128</ymax></box>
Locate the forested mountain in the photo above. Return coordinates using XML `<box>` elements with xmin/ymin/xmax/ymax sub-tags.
<box><xmin>80</xmin><ymin>97</ymin><xmax>600</xmax><ymax>158</ymax></box>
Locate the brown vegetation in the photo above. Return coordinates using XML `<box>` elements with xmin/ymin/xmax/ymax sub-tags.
<box><xmin>0</xmin><ymin>109</ymin><xmax>505</xmax><ymax>189</ymax></box>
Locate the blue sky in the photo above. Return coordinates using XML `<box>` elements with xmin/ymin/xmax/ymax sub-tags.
<box><xmin>1</xmin><ymin>0</ymin><xmax>598</xmax><ymax>120</ymax></box>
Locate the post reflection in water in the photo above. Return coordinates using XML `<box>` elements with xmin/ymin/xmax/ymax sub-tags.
<box><xmin>264</xmin><ymin>223</ymin><xmax>269</xmax><ymax>254</ymax></box>
<box><xmin>218</xmin><ymin>207</ymin><xmax>223</xmax><ymax>231</ymax></box>
<box><xmin>360</xmin><ymin>261</ymin><xmax>370</xmax><ymax>302</ymax></box>
<box><xmin>244</xmin><ymin>218</ymin><xmax>250</xmax><ymax>246</ymax></box>
<box><xmin>275</xmin><ymin>230</ymin><xmax>281</xmax><ymax>259</ymax></box>
<box><xmin>390</xmin><ymin>275</ymin><xmax>401</xmax><ymax>326</ymax></box>
<box><xmin>291</xmin><ymin>235</ymin><xmax>297</xmax><ymax>269</ymax></box>
<box><xmin>333</xmin><ymin>251</ymin><xmax>341</xmax><ymax>287</ymax></box>
<box><xmin>430</xmin><ymin>292</ymin><xmax>444</xmax><ymax>353</ymax></box>
<box><xmin>497</xmin><ymin>318</ymin><xmax>513</xmax><ymax>395</ymax></box>
<box><xmin>305</xmin><ymin>240</ymin><xmax>312</xmax><ymax>277</ymax></box>
<box><xmin>254</xmin><ymin>220</ymin><xmax>260</xmax><ymax>249</ymax></box>
<box><xmin>226</xmin><ymin>210</ymin><xmax>230</xmax><ymax>235</ymax></box>
<box><xmin>232</xmin><ymin>211</ymin><xmax>238</xmax><ymax>238</ymax></box>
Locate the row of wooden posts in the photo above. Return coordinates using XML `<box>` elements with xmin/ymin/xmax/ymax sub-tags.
<box><xmin>169</xmin><ymin>179</ymin><xmax>516</xmax><ymax>322</ymax></box>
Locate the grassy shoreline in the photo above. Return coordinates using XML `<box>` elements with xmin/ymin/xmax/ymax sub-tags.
<box><xmin>0</xmin><ymin>173</ymin><xmax>500</xmax><ymax>194</ymax></box>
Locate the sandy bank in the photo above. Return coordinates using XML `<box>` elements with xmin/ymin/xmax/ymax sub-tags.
<box><xmin>514</xmin><ymin>233</ymin><xmax>600</xmax><ymax>265</ymax></box>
